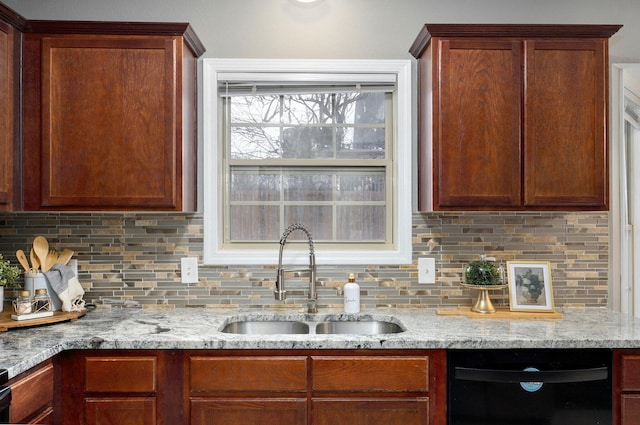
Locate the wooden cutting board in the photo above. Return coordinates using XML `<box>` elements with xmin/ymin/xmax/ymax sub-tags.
<box><xmin>0</xmin><ymin>309</ymin><xmax>86</xmax><ymax>331</ymax></box>
<box><xmin>436</xmin><ymin>306</ymin><xmax>563</xmax><ymax>319</ymax></box>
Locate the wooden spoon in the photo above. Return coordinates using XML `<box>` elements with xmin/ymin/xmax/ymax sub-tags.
<box><xmin>30</xmin><ymin>248</ymin><xmax>40</xmax><ymax>272</ymax></box>
<box><xmin>16</xmin><ymin>250</ymin><xmax>30</xmax><ymax>272</ymax></box>
<box><xmin>57</xmin><ymin>248</ymin><xmax>74</xmax><ymax>266</ymax></box>
<box><xmin>33</xmin><ymin>236</ymin><xmax>50</xmax><ymax>272</ymax></box>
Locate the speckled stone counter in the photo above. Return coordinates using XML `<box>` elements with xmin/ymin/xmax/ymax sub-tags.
<box><xmin>2</xmin><ymin>307</ymin><xmax>640</xmax><ymax>379</ymax></box>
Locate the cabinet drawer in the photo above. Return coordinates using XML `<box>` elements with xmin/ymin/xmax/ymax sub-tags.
<box><xmin>85</xmin><ymin>356</ymin><xmax>157</xmax><ymax>393</ymax></box>
<box><xmin>621</xmin><ymin>355</ymin><xmax>640</xmax><ymax>391</ymax></box>
<box><xmin>190</xmin><ymin>356</ymin><xmax>307</xmax><ymax>393</ymax></box>
<box><xmin>311</xmin><ymin>356</ymin><xmax>429</xmax><ymax>393</ymax></box>
<box><xmin>10</xmin><ymin>363</ymin><xmax>54</xmax><ymax>424</ymax></box>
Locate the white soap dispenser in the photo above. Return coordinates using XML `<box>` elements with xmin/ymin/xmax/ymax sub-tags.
<box><xmin>344</xmin><ymin>273</ymin><xmax>360</xmax><ymax>313</ymax></box>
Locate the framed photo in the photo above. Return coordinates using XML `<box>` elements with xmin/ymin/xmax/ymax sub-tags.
<box><xmin>507</xmin><ymin>261</ymin><xmax>554</xmax><ymax>312</ymax></box>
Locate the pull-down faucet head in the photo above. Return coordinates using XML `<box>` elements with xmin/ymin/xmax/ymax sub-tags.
<box><xmin>274</xmin><ymin>223</ymin><xmax>318</xmax><ymax>313</ymax></box>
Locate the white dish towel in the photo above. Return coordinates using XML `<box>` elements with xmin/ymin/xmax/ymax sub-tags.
<box><xmin>43</xmin><ymin>264</ymin><xmax>85</xmax><ymax>312</ymax></box>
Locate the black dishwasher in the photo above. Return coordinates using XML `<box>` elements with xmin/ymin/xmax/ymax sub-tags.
<box><xmin>0</xmin><ymin>368</ymin><xmax>10</xmax><ymax>422</ymax></box>
<box><xmin>448</xmin><ymin>349</ymin><xmax>612</xmax><ymax>425</ymax></box>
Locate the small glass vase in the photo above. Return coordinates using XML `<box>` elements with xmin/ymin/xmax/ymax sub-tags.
<box><xmin>462</xmin><ymin>259</ymin><xmax>506</xmax><ymax>314</ymax></box>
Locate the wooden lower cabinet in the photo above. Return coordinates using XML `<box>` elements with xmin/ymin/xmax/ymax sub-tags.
<box><xmin>186</xmin><ymin>354</ymin><xmax>308</xmax><ymax>425</ymax></box>
<box><xmin>310</xmin><ymin>355</ymin><xmax>435</xmax><ymax>425</ymax></box>
<box><xmin>616</xmin><ymin>350</ymin><xmax>640</xmax><ymax>425</ymax></box>
<box><xmin>9</xmin><ymin>360</ymin><xmax>54</xmax><ymax>424</ymax></box>
<box><xmin>58</xmin><ymin>350</ymin><xmax>182</xmax><ymax>425</ymax></box>
<box><xmin>57</xmin><ymin>349</ymin><xmax>445</xmax><ymax>425</ymax></box>
<box><xmin>82</xmin><ymin>355</ymin><xmax>158</xmax><ymax>425</ymax></box>
<box><xmin>185</xmin><ymin>350</ymin><xmax>445</xmax><ymax>425</ymax></box>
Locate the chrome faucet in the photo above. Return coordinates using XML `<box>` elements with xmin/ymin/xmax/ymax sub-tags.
<box><xmin>274</xmin><ymin>223</ymin><xmax>318</xmax><ymax>313</ymax></box>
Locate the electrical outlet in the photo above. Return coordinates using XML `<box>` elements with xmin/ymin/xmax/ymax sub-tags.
<box><xmin>418</xmin><ymin>257</ymin><xmax>436</xmax><ymax>284</ymax></box>
<box><xmin>181</xmin><ymin>257</ymin><xmax>199</xmax><ymax>284</ymax></box>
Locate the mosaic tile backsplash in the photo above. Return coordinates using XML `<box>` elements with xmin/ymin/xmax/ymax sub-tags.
<box><xmin>0</xmin><ymin>212</ymin><xmax>608</xmax><ymax>309</ymax></box>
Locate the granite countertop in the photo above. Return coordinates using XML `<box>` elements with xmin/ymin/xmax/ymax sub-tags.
<box><xmin>2</xmin><ymin>306</ymin><xmax>640</xmax><ymax>379</ymax></box>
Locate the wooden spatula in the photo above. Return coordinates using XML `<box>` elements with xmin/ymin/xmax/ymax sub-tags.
<box><xmin>57</xmin><ymin>248</ymin><xmax>74</xmax><ymax>266</ymax></box>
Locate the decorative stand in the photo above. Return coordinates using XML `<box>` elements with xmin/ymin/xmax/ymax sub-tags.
<box><xmin>460</xmin><ymin>283</ymin><xmax>507</xmax><ymax>314</ymax></box>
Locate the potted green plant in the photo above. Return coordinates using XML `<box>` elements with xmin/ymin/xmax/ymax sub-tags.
<box><xmin>464</xmin><ymin>259</ymin><xmax>502</xmax><ymax>286</ymax></box>
<box><xmin>0</xmin><ymin>254</ymin><xmax>22</xmax><ymax>313</ymax></box>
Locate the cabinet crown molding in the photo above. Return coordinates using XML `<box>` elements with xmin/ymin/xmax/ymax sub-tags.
<box><xmin>410</xmin><ymin>23</ymin><xmax>622</xmax><ymax>58</ymax></box>
<box><xmin>25</xmin><ymin>20</ymin><xmax>206</xmax><ymax>57</ymax></box>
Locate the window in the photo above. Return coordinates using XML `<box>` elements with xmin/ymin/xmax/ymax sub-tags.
<box><xmin>203</xmin><ymin>59</ymin><xmax>412</xmax><ymax>265</ymax></box>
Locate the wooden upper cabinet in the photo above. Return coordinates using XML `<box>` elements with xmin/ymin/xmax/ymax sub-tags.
<box><xmin>436</xmin><ymin>39</ymin><xmax>522</xmax><ymax>209</ymax></box>
<box><xmin>0</xmin><ymin>20</ymin><xmax>14</xmax><ymax>211</ymax></box>
<box><xmin>0</xmin><ymin>4</ymin><xmax>24</xmax><ymax>211</ymax></box>
<box><xmin>524</xmin><ymin>39</ymin><xmax>608</xmax><ymax>208</ymax></box>
<box><xmin>410</xmin><ymin>24</ymin><xmax>621</xmax><ymax>211</ymax></box>
<box><xmin>22</xmin><ymin>22</ymin><xmax>205</xmax><ymax>211</ymax></box>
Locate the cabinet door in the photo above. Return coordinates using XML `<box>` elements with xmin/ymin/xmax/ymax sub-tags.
<box><xmin>524</xmin><ymin>39</ymin><xmax>608</xmax><ymax>209</ymax></box>
<box><xmin>0</xmin><ymin>20</ymin><xmax>15</xmax><ymax>211</ymax></box>
<box><xmin>188</xmin><ymin>356</ymin><xmax>308</xmax><ymax>425</ymax></box>
<box><xmin>24</xmin><ymin>35</ymin><xmax>186</xmax><ymax>210</ymax></box>
<box><xmin>435</xmin><ymin>39</ymin><xmax>522</xmax><ymax>209</ymax></box>
<box><xmin>59</xmin><ymin>350</ymin><xmax>182</xmax><ymax>425</ymax></box>
<box><xmin>191</xmin><ymin>399</ymin><xmax>306</xmax><ymax>425</ymax></box>
<box><xmin>84</xmin><ymin>357</ymin><xmax>158</xmax><ymax>425</ymax></box>
<box><xmin>312</xmin><ymin>399</ymin><xmax>428</xmax><ymax>425</ymax></box>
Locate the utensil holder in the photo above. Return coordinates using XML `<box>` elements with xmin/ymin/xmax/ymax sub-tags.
<box><xmin>24</xmin><ymin>273</ymin><xmax>62</xmax><ymax>311</ymax></box>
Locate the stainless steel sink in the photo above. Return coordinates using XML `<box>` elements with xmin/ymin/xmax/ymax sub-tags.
<box><xmin>314</xmin><ymin>320</ymin><xmax>404</xmax><ymax>335</ymax></box>
<box><xmin>221</xmin><ymin>320</ymin><xmax>309</xmax><ymax>334</ymax></box>
<box><xmin>220</xmin><ymin>317</ymin><xmax>405</xmax><ymax>335</ymax></box>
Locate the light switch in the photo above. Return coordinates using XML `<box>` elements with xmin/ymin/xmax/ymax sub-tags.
<box><xmin>181</xmin><ymin>257</ymin><xmax>199</xmax><ymax>284</ymax></box>
<box><xmin>418</xmin><ymin>257</ymin><xmax>436</xmax><ymax>284</ymax></box>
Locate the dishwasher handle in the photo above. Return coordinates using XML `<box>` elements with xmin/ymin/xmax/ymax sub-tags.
<box><xmin>455</xmin><ymin>366</ymin><xmax>608</xmax><ymax>384</ymax></box>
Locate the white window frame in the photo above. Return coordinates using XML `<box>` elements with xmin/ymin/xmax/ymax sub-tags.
<box><xmin>203</xmin><ymin>58</ymin><xmax>412</xmax><ymax>266</ymax></box>
<box><xmin>612</xmin><ymin>63</ymin><xmax>640</xmax><ymax>317</ymax></box>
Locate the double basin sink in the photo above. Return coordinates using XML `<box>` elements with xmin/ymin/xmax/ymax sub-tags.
<box><xmin>221</xmin><ymin>316</ymin><xmax>405</xmax><ymax>335</ymax></box>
